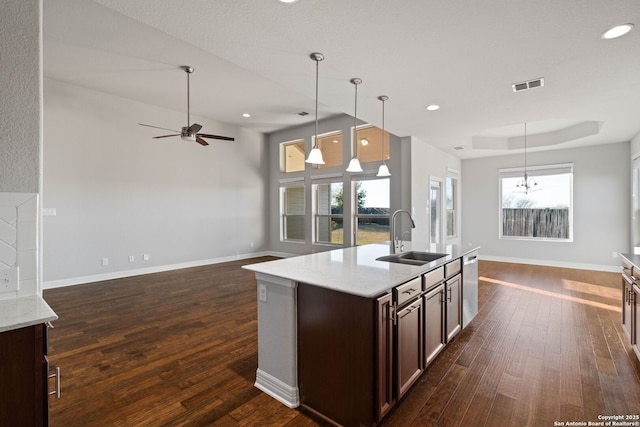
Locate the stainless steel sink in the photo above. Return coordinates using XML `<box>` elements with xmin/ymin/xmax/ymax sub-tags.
<box><xmin>376</xmin><ymin>251</ymin><xmax>447</xmax><ymax>266</ymax></box>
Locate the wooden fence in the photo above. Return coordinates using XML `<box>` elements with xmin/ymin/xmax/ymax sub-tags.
<box><xmin>502</xmin><ymin>208</ymin><xmax>570</xmax><ymax>239</ymax></box>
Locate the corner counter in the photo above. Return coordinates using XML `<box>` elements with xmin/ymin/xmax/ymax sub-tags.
<box><xmin>0</xmin><ymin>295</ymin><xmax>58</xmax><ymax>333</ymax></box>
<box><xmin>242</xmin><ymin>242</ymin><xmax>479</xmax><ymax>425</ymax></box>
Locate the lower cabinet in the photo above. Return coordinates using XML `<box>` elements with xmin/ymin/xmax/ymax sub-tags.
<box><xmin>633</xmin><ymin>284</ymin><xmax>640</xmax><ymax>360</ymax></box>
<box><xmin>396</xmin><ymin>297</ymin><xmax>423</xmax><ymax>400</ymax></box>
<box><xmin>0</xmin><ymin>323</ymin><xmax>51</xmax><ymax>427</ymax></box>
<box><xmin>623</xmin><ymin>273</ymin><xmax>634</xmax><ymax>338</ymax></box>
<box><xmin>424</xmin><ymin>284</ymin><xmax>445</xmax><ymax>366</ymax></box>
<box><xmin>446</xmin><ymin>275</ymin><xmax>462</xmax><ymax>342</ymax></box>
<box><xmin>375</xmin><ymin>293</ymin><xmax>394</xmax><ymax>421</ymax></box>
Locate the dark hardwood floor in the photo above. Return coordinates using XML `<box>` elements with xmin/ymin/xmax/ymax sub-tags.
<box><xmin>44</xmin><ymin>259</ymin><xmax>640</xmax><ymax>426</ymax></box>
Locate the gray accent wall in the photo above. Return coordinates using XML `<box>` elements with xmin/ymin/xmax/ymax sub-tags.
<box><xmin>267</xmin><ymin>114</ymin><xmax>410</xmax><ymax>256</ymax></box>
<box><xmin>461</xmin><ymin>142</ymin><xmax>630</xmax><ymax>271</ymax></box>
<box><xmin>42</xmin><ymin>79</ymin><xmax>269</xmax><ymax>286</ymax></box>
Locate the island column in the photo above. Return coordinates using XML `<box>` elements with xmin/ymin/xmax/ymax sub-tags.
<box><xmin>253</xmin><ymin>272</ymin><xmax>300</xmax><ymax>408</ymax></box>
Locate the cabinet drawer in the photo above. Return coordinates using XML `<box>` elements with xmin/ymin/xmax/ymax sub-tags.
<box><xmin>445</xmin><ymin>259</ymin><xmax>461</xmax><ymax>278</ymax></box>
<box><xmin>395</xmin><ymin>277</ymin><xmax>422</xmax><ymax>307</ymax></box>
<box><xmin>424</xmin><ymin>266</ymin><xmax>445</xmax><ymax>290</ymax></box>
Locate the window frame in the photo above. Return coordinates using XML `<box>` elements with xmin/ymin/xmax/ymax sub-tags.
<box><xmin>498</xmin><ymin>163</ymin><xmax>573</xmax><ymax>242</ymax></box>
<box><xmin>313</xmin><ymin>177</ymin><xmax>344</xmax><ymax>245</ymax></box>
<box><xmin>280</xmin><ymin>139</ymin><xmax>306</xmax><ymax>173</ymax></box>
<box><xmin>445</xmin><ymin>173</ymin><xmax>458</xmax><ymax>239</ymax></box>
<box><xmin>280</xmin><ymin>179</ymin><xmax>306</xmax><ymax>242</ymax></box>
<box><xmin>353</xmin><ymin>176</ymin><xmax>391</xmax><ymax>246</ymax></box>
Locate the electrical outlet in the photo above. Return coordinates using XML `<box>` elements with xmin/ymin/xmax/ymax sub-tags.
<box><xmin>129</xmin><ymin>255</ymin><xmax>135</xmax><ymax>263</ymax></box>
<box><xmin>258</xmin><ymin>284</ymin><xmax>267</xmax><ymax>302</ymax></box>
<box><xmin>102</xmin><ymin>258</ymin><xmax>109</xmax><ymax>266</ymax></box>
<box><xmin>0</xmin><ymin>267</ymin><xmax>19</xmax><ymax>293</ymax></box>
<box><xmin>612</xmin><ymin>251</ymin><xmax>618</xmax><ymax>259</ymax></box>
<box><xmin>250</xmin><ymin>242</ymin><xmax>254</xmax><ymax>248</ymax></box>
<box><xmin>143</xmin><ymin>254</ymin><xmax>150</xmax><ymax>261</ymax></box>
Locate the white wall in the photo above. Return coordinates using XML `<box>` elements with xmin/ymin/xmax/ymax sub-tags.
<box><xmin>410</xmin><ymin>137</ymin><xmax>463</xmax><ymax>249</ymax></box>
<box><xmin>0</xmin><ymin>0</ymin><xmax>42</xmax><ymax>193</ymax></box>
<box><xmin>462</xmin><ymin>142</ymin><xmax>630</xmax><ymax>271</ymax></box>
<box><xmin>42</xmin><ymin>79</ymin><xmax>269</xmax><ymax>286</ymax></box>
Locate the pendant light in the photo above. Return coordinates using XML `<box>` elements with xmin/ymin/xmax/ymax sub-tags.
<box><xmin>515</xmin><ymin>122</ymin><xmax>540</xmax><ymax>194</ymax></box>
<box><xmin>376</xmin><ymin>95</ymin><xmax>391</xmax><ymax>177</ymax></box>
<box><xmin>305</xmin><ymin>52</ymin><xmax>325</xmax><ymax>165</ymax></box>
<box><xmin>346</xmin><ymin>78</ymin><xmax>363</xmax><ymax>173</ymax></box>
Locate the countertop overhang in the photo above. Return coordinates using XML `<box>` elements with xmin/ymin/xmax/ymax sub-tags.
<box><xmin>0</xmin><ymin>295</ymin><xmax>58</xmax><ymax>333</ymax></box>
<box><xmin>243</xmin><ymin>242</ymin><xmax>479</xmax><ymax>298</ymax></box>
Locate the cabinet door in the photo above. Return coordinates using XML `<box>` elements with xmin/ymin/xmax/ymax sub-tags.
<box><xmin>424</xmin><ymin>284</ymin><xmax>445</xmax><ymax>367</ymax></box>
<box><xmin>396</xmin><ymin>298</ymin><xmax>423</xmax><ymax>399</ymax></box>
<box><xmin>623</xmin><ymin>274</ymin><xmax>633</xmax><ymax>338</ymax></box>
<box><xmin>446</xmin><ymin>274</ymin><xmax>462</xmax><ymax>342</ymax></box>
<box><xmin>633</xmin><ymin>285</ymin><xmax>640</xmax><ymax>361</ymax></box>
<box><xmin>376</xmin><ymin>293</ymin><xmax>394</xmax><ymax>421</ymax></box>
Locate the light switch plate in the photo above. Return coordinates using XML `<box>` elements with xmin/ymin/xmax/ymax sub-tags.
<box><xmin>0</xmin><ymin>267</ymin><xmax>19</xmax><ymax>293</ymax></box>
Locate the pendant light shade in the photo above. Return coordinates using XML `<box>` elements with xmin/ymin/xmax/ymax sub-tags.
<box><xmin>376</xmin><ymin>95</ymin><xmax>391</xmax><ymax>177</ymax></box>
<box><xmin>305</xmin><ymin>52</ymin><xmax>325</xmax><ymax>165</ymax></box>
<box><xmin>346</xmin><ymin>78</ymin><xmax>363</xmax><ymax>173</ymax></box>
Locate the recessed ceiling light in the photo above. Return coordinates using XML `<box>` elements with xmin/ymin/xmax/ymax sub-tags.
<box><xmin>601</xmin><ymin>23</ymin><xmax>634</xmax><ymax>39</ymax></box>
<box><xmin>426</xmin><ymin>104</ymin><xmax>440</xmax><ymax>111</ymax></box>
<box><xmin>242</xmin><ymin>113</ymin><xmax>251</xmax><ymax>118</ymax></box>
<box><xmin>279</xmin><ymin>0</ymin><xmax>299</xmax><ymax>3</ymax></box>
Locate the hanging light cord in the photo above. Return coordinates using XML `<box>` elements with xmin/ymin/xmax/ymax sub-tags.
<box><xmin>314</xmin><ymin>57</ymin><xmax>319</xmax><ymax>147</ymax></box>
<box><xmin>381</xmin><ymin>97</ymin><xmax>386</xmax><ymax>162</ymax></box>
<box><xmin>186</xmin><ymin>70</ymin><xmax>190</xmax><ymax>127</ymax></box>
<box><xmin>353</xmin><ymin>81</ymin><xmax>358</xmax><ymax>157</ymax></box>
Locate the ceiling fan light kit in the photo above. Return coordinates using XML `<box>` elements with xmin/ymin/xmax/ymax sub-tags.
<box><xmin>138</xmin><ymin>65</ymin><xmax>234</xmax><ymax>146</ymax></box>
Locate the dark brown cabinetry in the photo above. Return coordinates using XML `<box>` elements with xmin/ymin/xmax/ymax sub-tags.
<box><xmin>424</xmin><ymin>284</ymin><xmax>445</xmax><ymax>366</ymax></box>
<box><xmin>396</xmin><ymin>296</ymin><xmax>423</xmax><ymax>399</ymax></box>
<box><xmin>445</xmin><ymin>275</ymin><xmax>462</xmax><ymax>342</ymax></box>
<box><xmin>620</xmin><ymin>255</ymin><xmax>640</xmax><ymax>363</ymax></box>
<box><xmin>375</xmin><ymin>293</ymin><xmax>394</xmax><ymax>420</ymax></box>
<box><xmin>0</xmin><ymin>323</ymin><xmax>50</xmax><ymax>426</ymax></box>
<box><xmin>633</xmin><ymin>284</ymin><xmax>640</xmax><ymax>360</ymax></box>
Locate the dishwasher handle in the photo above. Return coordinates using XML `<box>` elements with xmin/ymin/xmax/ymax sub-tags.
<box><xmin>463</xmin><ymin>255</ymin><xmax>478</xmax><ymax>265</ymax></box>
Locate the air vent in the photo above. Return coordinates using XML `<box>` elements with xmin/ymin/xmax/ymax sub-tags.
<box><xmin>298</xmin><ymin>111</ymin><xmax>309</xmax><ymax>116</ymax></box>
<box><xmin>454</xmin><ymin>146</ymin><xmax>465</xmax><ymax>150</ymax></box>
<box><xmin>512</xmin><ymin>78</ymin><xmax>545</xmax><ymax>93</ymax></box>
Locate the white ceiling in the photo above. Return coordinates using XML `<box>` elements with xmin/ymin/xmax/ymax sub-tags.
<box><xmin>43</xmin><ymin>0</ymin><xmax>640</xmax><ymax>159</ymax></box>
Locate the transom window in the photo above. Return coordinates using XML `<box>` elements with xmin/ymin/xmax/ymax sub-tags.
<box><xmin>281</xmin><ymin>140</ymin><xmax>305</xmax><ymax>173</ymax></box>
<box><xmin>354</xmin><ymin>125</ymin><xmax>390</xmax><ymax>164</ymax></box>
<box><xmin>499</xmin><ymin>164</ymin><xmax>573</xmax><ymax>241</ymax></box>
<box><xmin>316</xmin><ymin>131</ymin><xmax>343</xmax><ymax>169</ymax></box>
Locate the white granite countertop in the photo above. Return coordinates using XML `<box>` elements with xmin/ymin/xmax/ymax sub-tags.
<box><xmin>0</xmin><ymin>295</ymin><xmax>58</xmax><ymax>333</ymax></box>
<box><xmin>243</xmin><ymin>242</ymin><xmax>479</xmax><ymax>298</ymax></box>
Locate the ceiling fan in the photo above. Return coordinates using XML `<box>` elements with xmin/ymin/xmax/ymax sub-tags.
<box><xmin>139</xmin><ymin>66</ymin><xmax>235</xmax><ymax>146</ymax></box>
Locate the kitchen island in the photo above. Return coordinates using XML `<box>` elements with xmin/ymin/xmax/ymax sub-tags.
<box><xmin>243</xmin><ymin>242</ymin><xmax>479</xmax><ymax>426</ymax></box>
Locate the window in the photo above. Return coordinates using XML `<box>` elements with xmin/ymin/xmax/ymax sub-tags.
<box><xmin>315</xmin><ymin>182</ymin><xmax>344</xmax><ymax>244</ymax></box>
<box><xmin>281</xmin><ymin>140</ymin><xmax>305</xmax><ymax>173</ymax></box>
<box><xmin>354</xmin><ymin>125</ymin><xmax>390</xmax><ymax>164</ymax></box>
<box><xmin>499</xmin><ymin>164</ymin><xmax>573</xmax><ymax>240</ymax></box>
<box><xmin>316</xmin><ymin>131</ymin><xmax>343</xmax><ymax>169</ymax></box>
<box><xmin>446</xmin><ymin>176</ymin><xmax>457</xmax><ymax>238</ymax></box>
<box><xmin>281</xmin><ymin>183</ymin><xmax>305</xmax><ymax>241</ymax></box>
<box><xmin>355</xmin><ymin>178</ymin><xmax>390</xmax><ymax>245</ymax></box>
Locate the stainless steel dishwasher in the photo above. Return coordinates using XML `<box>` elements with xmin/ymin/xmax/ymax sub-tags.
<box><xmin>462</xmin><ymin>251</ymin><xmax>479</xmax><ymax>328</ymax></box>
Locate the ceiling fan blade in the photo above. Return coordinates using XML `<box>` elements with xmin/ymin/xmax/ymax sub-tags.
<box><xmin>138</xmin><ymin>123</ymin><xmax>180</xmax><ymax>133</ymax></box>
<box><xmin>195</xmin><ymin>136</ymin><xmax>209</xmax><ymax>146</ymax></box>
<box><xmin>188</xmin><ymin>123</ymin><xmax>203</xmax><ymax>134</ymax></box>
<box><xmin>152</xmin><ymin>134</ymin><xmax>180</xmax><ymax>139</ymax></box>
<box><xmin>198</xmin><ymin>133</ymin><xmax>235</xmax><ymax>141</ymax></box>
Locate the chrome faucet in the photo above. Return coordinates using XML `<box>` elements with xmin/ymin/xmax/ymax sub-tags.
<box><xmin>390</xmin><ymin>209</ymin><xmax>416</xmax><ymax>254</ymax></box>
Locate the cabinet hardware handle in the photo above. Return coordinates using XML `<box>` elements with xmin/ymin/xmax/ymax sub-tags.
<box><xmin>447</xmin><ymin>288</ymin><xmax>452</xmax><ymax>302</ymax></box>
<box><xmin>390</xmin><ymin>305</ymin><xmax>396</xmax><ymax>326</ymax></box>
<box><xmin>46</xmin><ymin>321</ymin><xmax>55</xmax><ymax>329</ymax></box>
<box><xmin>403</xmin><ymin>288</ymin><xmax>417</xmax><ymax>295</ymax></box>
<box><xmin>48</xmin><ymin>366</ymin><xmax>61</xmax><ymax>399</ymax></box>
